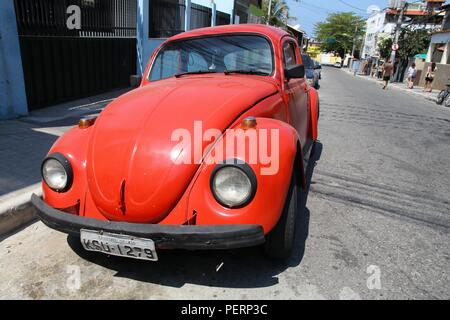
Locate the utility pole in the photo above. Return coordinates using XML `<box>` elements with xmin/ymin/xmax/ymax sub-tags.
<box><xmin>390</xmin><ymin>0</ymin><xmax>408</xmax><ymax>63</ymax></box>
<box><xmin>267</xmin><ymin>0</ymin><xmax>272</xmax><ymax>25</ymax></box>
<box><xmin>349</xmin><ymin>25</ymin><xmax>359</xmax><ymax>70</ymax></box>
<box><xmin>351</xmin><ymin>25</ymin><xmax>359</xmax><ymax>59</ymax></box>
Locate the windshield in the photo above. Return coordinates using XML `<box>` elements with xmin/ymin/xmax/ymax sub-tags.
<box><xmin>301</xmin><ymin>54</ymin><xmax>314</xmax><ymax>69</ymax></box>
<box><xmin>148</xmin><ymin>35</ymin><xmax>274</xmax><ymax>81</ymax></box>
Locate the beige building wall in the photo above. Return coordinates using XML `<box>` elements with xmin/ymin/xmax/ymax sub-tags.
<box><xmin>418</xmin><ymin>62</ymin><xmax>450</xmax><ymax>90</ymax></box>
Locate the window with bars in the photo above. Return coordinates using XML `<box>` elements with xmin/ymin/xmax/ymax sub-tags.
<box><xmin>149</xmin><ymin>0</ymin><xmax>234</xmax><ymax>38</ymax></box>
<box><xmin>149</xmin><ymin>0</ymin><xmax>186</xmax><ymax>38</ymax></box>
<box><xmin>190</xmin><ymin>3</ymin><xmax>212</xmax><ymax>30</ymax></box>
<box><xmin>14</xmin><ymin>0</ymin><xmax>136</xmax><ymax>38</ymax></box>
<box><xmin>217</xmin><ymin>11</ymin><xmax>231</xmax><ymax>26</ymax></box>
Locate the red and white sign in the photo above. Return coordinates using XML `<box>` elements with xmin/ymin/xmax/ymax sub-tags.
<box><xmin>392</xmin><ymin>43</ymin><xmax>399</xmax><ymax>51</ymax></box>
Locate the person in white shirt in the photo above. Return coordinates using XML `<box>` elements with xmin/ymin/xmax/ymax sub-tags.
<box><xmin>407</xmin><ymin>63</ymin><xmax>417</xmax><ymax>89</ymax></box>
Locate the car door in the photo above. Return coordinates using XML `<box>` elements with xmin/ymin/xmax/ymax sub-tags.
<box><xmin>282</xmin><ymin>39</ymin><xmax>309</xmax><ymax>148</ymax></box>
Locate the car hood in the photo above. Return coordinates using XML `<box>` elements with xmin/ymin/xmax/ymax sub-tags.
<box><xmin>86</xmin><ymin>76</ymin><xmax>277</xmax><ymax>223</ymax></box>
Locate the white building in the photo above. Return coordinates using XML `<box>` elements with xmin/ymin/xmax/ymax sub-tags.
<box><xmin>362</xmin><ymin>0</ymin><xmax>445</xmax><ymax>59</ymax></box>
<box><xmin>426</xmin><ymin>3</ymin><xmax>450</xmax><ymax>64</ymax></box>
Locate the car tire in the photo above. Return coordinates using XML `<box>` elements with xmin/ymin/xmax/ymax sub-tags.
<box><xmin>436</xmin><ymin>90</ymin><xmax>447</xmax><ymax>105</ymax></box>
<box><xmin>264</xmin><ymin>169</ymin><xmax>298</xmax><ymax>260</ymax></box>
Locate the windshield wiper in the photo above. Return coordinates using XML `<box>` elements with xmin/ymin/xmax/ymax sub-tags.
<box><xmin>175</xmin><ymin>70</ymin><xmax>218</xmax><ymax>78</ymax></box>
<box><xmin>224</xmin><ymin>70</ymin><xmax>270</xmax><ymax>76</ymax></box>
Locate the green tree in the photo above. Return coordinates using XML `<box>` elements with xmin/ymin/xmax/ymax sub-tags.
<box><xmin>397</xmin><ymin>28</ymin><xmax>431</xmax><ymax>61</ymax></box>
<box><xmin>257</xmin><ymin>0</ymin><xmax>296</xmax><ymax>27</ymax></box>
<box><xmin>378</xmin><ymin>35</ymin><xmax>393</xmax><ymax>59</ymax></box>
<box><xmin>314</xmin><ymin>12</ymin><xmax>365</xmax><ymax>57</ymax></box>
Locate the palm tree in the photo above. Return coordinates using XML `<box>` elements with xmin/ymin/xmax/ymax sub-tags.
<box><xmin>261</xmin><ymin>0</ymin><xmax>296</xmax><ymax>27</ymax></box>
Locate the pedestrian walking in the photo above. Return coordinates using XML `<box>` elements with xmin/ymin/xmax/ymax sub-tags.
<box><xmin>424</xmin><ymin>62</ymin><xmax>437</xmax><ymax>92</ymax></box>
<box><xmin>382</xmin><ymin>60</ymin><xmax>394</xmax><ymax>90</ymax></box>
<box><xmin>407</xmin><ymin>63</ymin><xmax>417</xmax><ymax>89</ymax></box>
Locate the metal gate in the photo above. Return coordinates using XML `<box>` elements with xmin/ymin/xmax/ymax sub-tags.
<box><xmin>14</xmin><ymin>0</ymin><xmax>137</xmax><ymax>110</ymax></box>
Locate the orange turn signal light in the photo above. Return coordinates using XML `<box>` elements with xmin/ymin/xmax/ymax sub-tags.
<box><xmin>78</xmin><ymin>116</ymin><xmax>97</xmax><ymax>129</ymax></box>
<box><xmin>241</xmin><ymin>116</ymin><xmax>257</xmax><ymax>130</ymax></box>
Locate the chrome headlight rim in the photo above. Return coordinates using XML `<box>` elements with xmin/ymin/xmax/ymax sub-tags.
<box><xmin>210</xmin><ymin>160</ymin><xmax>257</xmax><ymax>209</ymax></box>
<box><xmin>41</xmin><ymin>152</ymin><xmax>73</xmax><ymax>193</ymax></box>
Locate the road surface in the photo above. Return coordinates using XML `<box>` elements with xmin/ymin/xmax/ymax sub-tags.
<box><xmin>1</xmin><ymin>67</ymin><xmax>449</xmax><ymax>299</ymax></box>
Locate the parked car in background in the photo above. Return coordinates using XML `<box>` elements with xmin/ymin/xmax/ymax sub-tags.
<box><xmin>301</xmin><ymin>54</ymin><xmax>320</xmax><ymax>89</ymax></box>
<box><xmin>33</xmin><ymin>24</ymin><xmax>320</xmax><ymax>262</ymax></box>
<box><xmin>314</xmin><ymin>60</ymin><xmax>322</xmax><ymax>79</ymax></box>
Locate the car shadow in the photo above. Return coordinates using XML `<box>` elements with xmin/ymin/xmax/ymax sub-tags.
<box><xmin>67</xmin><ymin>142</ymin><xmax>323</xmax><ymax>289</ymax></box>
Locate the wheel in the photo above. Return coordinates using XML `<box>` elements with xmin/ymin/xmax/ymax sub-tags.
<box><xmin>265</xmin><ymin>169</ymin><xmax>298</xmax><ymax>259</ymax></box>
<box><xmin>444</xmin><ymin>94</ymin><xmax>450</xmax><ymax>108</ymax></box>
<box><xmin>436</xmin><ymin>90</ymin><xmax>447</xmax><ymax>105</ymax></box>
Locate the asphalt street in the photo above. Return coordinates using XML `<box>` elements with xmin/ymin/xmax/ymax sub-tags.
<box><xmin>0</xmin><ymin>67</ymin><xmax>449</xmax><ymax>299</ymax></box>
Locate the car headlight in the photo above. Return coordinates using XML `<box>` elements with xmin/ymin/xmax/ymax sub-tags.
<box><xmin>42</xmin><ymin>153</ymin><xmax>73</xmax><ymax>192</ymax></box>
<box><xmin>211</xmin><ymin>161</ymin><xmax>257</xmax><ymax>208</ymax></box>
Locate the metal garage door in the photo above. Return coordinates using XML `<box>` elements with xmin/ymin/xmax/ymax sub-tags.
<box><xmin>14</xmin><ymin>0</ymin><xmax>137</xmax><ymax>110</ymax></box>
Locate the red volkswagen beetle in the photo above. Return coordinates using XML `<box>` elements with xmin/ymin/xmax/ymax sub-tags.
<box><xmin>32</xmin><ymin>24</ymin><xmax>319</xmax><ymax>261</ymax></box>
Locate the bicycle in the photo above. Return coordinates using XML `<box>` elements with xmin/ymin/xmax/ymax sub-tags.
<box><xmin>436</xmin><ymin>81</ymin><xmax>450</xmax><ymax>107</ymax></box>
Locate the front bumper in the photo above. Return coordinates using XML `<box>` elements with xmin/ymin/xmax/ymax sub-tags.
<box><xmin>31</xmin><ymin>194</ymin><xmax>265</xmax><ymax>250</ymax></box>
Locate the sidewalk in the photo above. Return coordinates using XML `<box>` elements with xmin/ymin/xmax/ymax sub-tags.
<box><xmin>0</xmin><ymin>89</ymin><xmax>128</xmax><ymax>236</ymax></box>
<box><xmin>342</xmin><ymin>68</ymin><xmax>438</xmax><ymax>103</ymax></box>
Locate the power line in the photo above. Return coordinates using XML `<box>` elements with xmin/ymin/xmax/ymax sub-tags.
<box><xmin>292</xmin><ymin>0</ymin><xmax>336</xmax><ymax>14</ymax></box>
<box><xmin>336</xmin><ymin>0</ymin><xmax>366</xmax><ymax>13</ymax></box>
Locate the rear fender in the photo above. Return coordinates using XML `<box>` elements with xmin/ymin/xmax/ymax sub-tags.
<box><xmin>308</xmin><ymin>87</ymin><xmax>319</xmax><ymax>141</ymax></box>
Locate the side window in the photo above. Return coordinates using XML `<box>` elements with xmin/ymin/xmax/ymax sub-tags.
<box><xmin>283</xmin><ymin>42</ymin><xmax>298</xmax><ymax>69</ymax></box>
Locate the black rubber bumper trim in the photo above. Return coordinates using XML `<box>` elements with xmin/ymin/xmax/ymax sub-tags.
<box><xmin>31</xmin><ymin>194</ymin><xmax>265</xmax><ymax>250</ymax></box>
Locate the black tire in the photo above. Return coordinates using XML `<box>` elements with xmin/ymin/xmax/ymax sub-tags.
<box><xmin>436</xmin><ymin>90</ymin><xmax>447</xmax><ymax>105</ymax></box>
<box><xmin>444</xmin><ymin>94</ymin><xmax>450</xmax><ymax>108</ymax></box>
<box><xmin>265</xmin><ymin>170</ymin><xmax>298</xmax><ymax>259</ymax></box>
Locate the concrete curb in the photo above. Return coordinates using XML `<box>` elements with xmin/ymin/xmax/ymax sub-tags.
<box><xmin>0</xmin><ymin>183</ymin><xmax>41</xmax><ymax>236</ymax></box>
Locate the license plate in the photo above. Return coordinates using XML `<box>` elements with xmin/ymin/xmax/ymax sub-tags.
<box><xmin>80</xmin><ymin>229</ymin><xmax>158</xmax><ymax>261</ymax></box>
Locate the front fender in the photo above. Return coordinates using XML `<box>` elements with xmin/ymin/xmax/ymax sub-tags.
<box><xmin>43</xmin><ymin>126</ymin><xmax>90</xmax><ymax>211</ymax></box>
<box><xmin>187</xmin><ymin>118</ymin><xmax>302</xmax><ymax>234</ymax></box>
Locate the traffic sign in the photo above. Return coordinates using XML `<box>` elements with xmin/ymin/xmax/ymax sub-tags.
<box><xmin>392</xmin><ymin>43</ymin><xmax>399</xmax><ymax>51</ymax></box>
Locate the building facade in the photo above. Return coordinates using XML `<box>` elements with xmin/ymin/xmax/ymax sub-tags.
<box><xmin>420</xmin><ymin>3</ymin><xmax>450</xmax><ymax>90</ymax></box>
<box><xmin>362</xmin><ymin>0</ymin><xmax>444</xmax><ymax>59</ymax></box>
<box><xmin>426</xmin><ymin>3</ymin><xmax>450</xmax><ymax>64</ymax></box>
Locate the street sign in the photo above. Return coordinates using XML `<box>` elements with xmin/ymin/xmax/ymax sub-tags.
<box><xmin>392</xmin><ymin>43</ymin><xmax>399</xmax><ymax>51</ymax></box>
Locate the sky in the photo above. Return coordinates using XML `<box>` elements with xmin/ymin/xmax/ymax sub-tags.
<box><xmin>286</xmin><ymin>0</ymin><xmax>450</xmax><ymax>37</ymax></box>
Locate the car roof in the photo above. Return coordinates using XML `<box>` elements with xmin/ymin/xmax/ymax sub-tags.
<box><xmin>169</xmin><ymin>24</ymin><xmax>292</xmax><ymax>43</ymax></box>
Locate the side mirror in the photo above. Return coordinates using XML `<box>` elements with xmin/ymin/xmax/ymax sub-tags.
<box><xmin>130</xmin><ymin>75</ymin><xmax>142</xmax><ymax>88</ymax></box>
<box><xmin>285</xmin><ymin>65</ymin><xmax>305</xmax><ymax>81</ymax></box>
